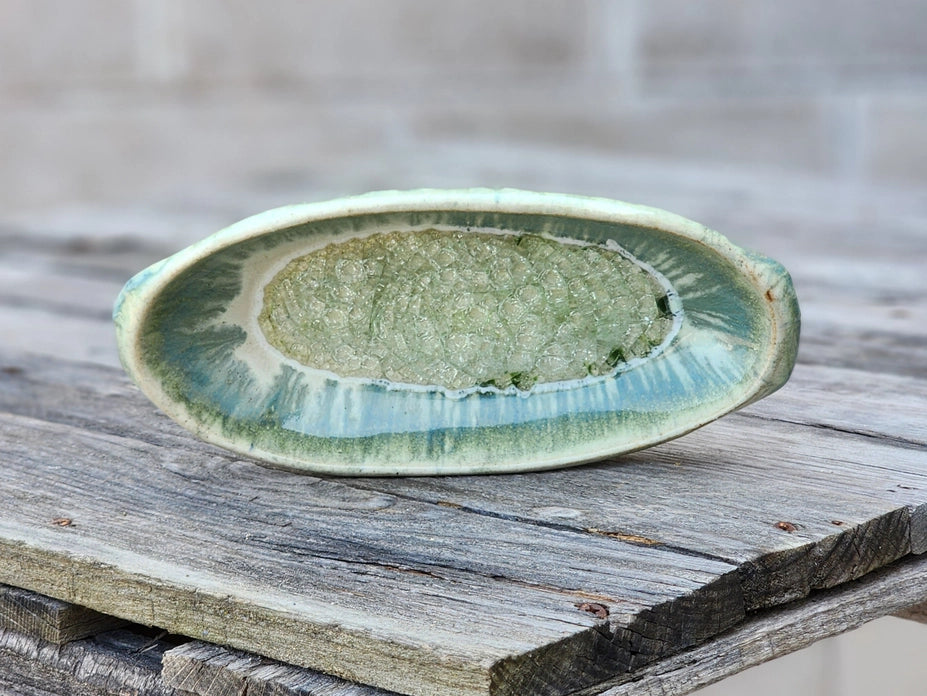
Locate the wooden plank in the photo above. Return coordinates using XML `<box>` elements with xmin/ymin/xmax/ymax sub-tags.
<box><xmin>0</xmin><ymin>209</ymin><xmax>924</xmax><ymax>694</ymax></box>
<box><xmin>744</xmin><ymin>363</ymin><xmax>927</xmax><ymax>447</ymax></box>
<box><xmin>2</xmin><ymin>550</ymin><xmax>923</xmax><ymax>696</ymax></box>
<box><xmin>4</xmin><ymin>349</ymin><xmax>927</xmax><ymax>580</ymax></box>
<box><xmin>0</xmin><ymin>231</ymin><xmax>168</xmax><ymax>284</ymax></box>
<box><xmin>798</xmin><ymin>327</ymin><xmax>927</xmax><ymax>379</ymax></box>
<box><xmin>0</xmin><ymin>409</ymin><xmax>745</xmax><ymax>696</ymax></box>
<box><xmin>0</xmin><ymin>258</ymin><xmax>125</xmax><ymax>319</ymax></box>
<box><xmin>755</xmin><ymin>219</ymin><xmax>927</xmax><ymax>378</ymax></box>
<box><xmin>162</xmin><ymin>553</ymin><xmax>927</xmax><ymax>696</ymax></box>
<box><xmin>362</xmin><ymin>430</ymin><xmax>926</xmax><ymax>610</ymax></box>
<box><xmin>0</xmin><ymin>583</ymin><xmax>126</xmax><ymax>644</ymax></box>
<box><xmin>0</xmin><ymin>625</ymin><xmax>178</xmax><ymax>696</ymax></box>
<box><xmin>0</xmin><ymin>234</ymin><xmax>159</xmax><ymax>369</ymax></box>
<box><xmin>585</xmin><ymin>553</ymin><xmax>927</xmax><ymax>696</ymax></box>
<box><xmin>163</xmin><ymin>641</ymin><xmax>394</xmax><ymax>696</ymax></box>
<box><xmin>2</xmin><ymin>350</ymin><xmax>926</xmax><ymax>611</ymax></box>
<box><xmin>786</xmin><ymin>255</ymin><xmax>927</xmax><ymax>301</ymax></box>
<box><xmin>794</xmin><ymin>299</ymin><xmax>927</xmax><ymax>379</ymax></box>
<box><xmin>1</xmin><ymin>352</ymin><xmax>926</xmax><ymax>692</ymax></box>
<box><xmin>0</xmin><ymin>304</ymin><xmax>118</xmax><ymax>367</ymax></box>
<box><xmin>357</xmin><ymin>426</ymin><xmax>927</xmax><ymax>610</ymax></box>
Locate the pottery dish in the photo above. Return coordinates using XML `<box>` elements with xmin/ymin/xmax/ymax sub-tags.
<box><xmin>114</xmin><ymin>189</ymin><xmax>800</xmax><ymax>475</ymax></box>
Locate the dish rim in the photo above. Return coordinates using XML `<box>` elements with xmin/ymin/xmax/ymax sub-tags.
<box><xmin>114</xmin><ymin>188</ymin><xmax>800</xmax><ymax>475</ymax></box>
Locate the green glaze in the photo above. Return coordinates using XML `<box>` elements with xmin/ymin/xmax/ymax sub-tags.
<box><xmin>113</xmin><ymin>189</ymin><xmax>800</xmax><ymax>476</ymax></box>
<box><xmin>258</xmin><ymin>229</ymin><xmax>674</xmax><ymax>392</ymax></box>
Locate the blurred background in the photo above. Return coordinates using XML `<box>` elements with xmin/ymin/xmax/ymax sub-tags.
<box><xmin>2</xmin><ymin>1</ymin><xmax>926</xmax><ymax>693</ymax></box>
<box><xmin>2</xmin><ymin>0</ymin><xmax>926</xmax><ymax>242</ymax></box>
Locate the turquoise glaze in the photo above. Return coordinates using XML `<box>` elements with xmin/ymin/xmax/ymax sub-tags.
<box><xmin>114</xmin><ymin>189</ymin><xmax>800</xmax><ymax>476</ymax></box>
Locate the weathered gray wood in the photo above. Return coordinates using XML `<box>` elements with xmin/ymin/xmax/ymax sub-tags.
<box><xmin>0</xmin><ymin>256</ymin><xmax>126</xmax><ymax>320</ymax></box>
<box><xmin>0</xmin><ymin>303</ymin><xmax>119</xmax><ymax>367</ymax></box>
<box><xmin>0</xmin><ymin>625</ymin><xmax>178</xmax><ymax>696</ymax></box>
<box><xmin>1</xmin><ymin>349</ymin><xmax>926</xmax><ymax>694</ymax></box>
<box><xmin>746</xmin><ymin>363</ymin><xmax>927</xmax><ymax>446</ymax></box>
<box><xmin>361</xmin><ymin>425</ymin><xmax>926</xmax><ymax>610</ymax></box>
<box><xmin>1</xmin><ymin>201</ymin><xmax>926</xmax><ymax>696</ymax></box>
<box><xmin>163</xmin><ymin>641</ymin><xmax>395</xmax><ymax>696</ymax></box>
<box><xmin>0</xmin><ymin>235</ymin><xmax>158</xmax><ymax>367</ymax></box>
<box><xmin>3</xmin><ymin>350</ymin><xmax>926</xmax><ymax>605</ymax></box>
<box><xmin>584</xmin><ymin>553</ymin><xmax>927</xmax><ymax>696</ymax></box>
<box><xmin>0</xmin><ymin>232</ymin><xmax>167</xmax><ymax>284</ymax></box>
<box><xmin>0</xmin><ymin>405</ymin><xmax>746</xmax><ymax>696</ymax></box>
<box><xmin>160</xmin><ymin>553</ymin><xmax>927</xmax><ymax>696</ymax></box>
<box><xmin>3</xmin><ymin>548</ymin><xmax>923</xmax><ymax>696</ymax></box>
<box><xmin>351</xmin><ymin>364</ymin><xmax>927</xmax><ymax>608</ymax></box>
<box><xmin>0</xmin><ymin>583</ymin><xmax>126</xmax><ymax>644</ymax></box>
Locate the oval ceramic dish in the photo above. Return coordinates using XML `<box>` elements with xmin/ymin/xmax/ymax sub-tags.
<box><xmin>114</xmin><ymin>189</ymin><xmax>800</xmax><ymax>476</ymax></box>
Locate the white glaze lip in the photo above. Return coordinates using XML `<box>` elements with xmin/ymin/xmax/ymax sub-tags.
<box><xmin>114</xmin><ymin>189</ymin><xmax>800</xmax><ymax>476</ymax></box>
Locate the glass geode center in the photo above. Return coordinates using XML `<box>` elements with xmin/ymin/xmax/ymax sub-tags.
<box><xmin>258</xmin><ymin>229</ymin><xmax>675</xmax><ymax>391</ymax></box>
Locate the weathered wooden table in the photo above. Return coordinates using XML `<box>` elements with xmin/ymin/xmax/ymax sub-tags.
<box><xmin>1</xmin><ymin>181</ymin><xmax>925</xmax><ymax>696</ymax></box>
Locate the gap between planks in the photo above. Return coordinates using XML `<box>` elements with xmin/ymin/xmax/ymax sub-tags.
<box><xmin>0</xmin><ymin>582</ymin><xmax>126</xmax><ymax>644</ymax></box>
<box><xmin>586</xmin><ymin>552</ymin><xmax>927</xmax><ymax>696</ymax></box>
<box><xmin>0</xmin><ymin>623</ymin><xmax>178</xmax><ymax>696</ymax></box>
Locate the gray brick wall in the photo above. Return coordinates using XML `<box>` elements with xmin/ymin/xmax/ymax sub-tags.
<box><xmin>2</xmin><ymin>0</ymin><xmax>925</xmax><ymax>216</ymax></box>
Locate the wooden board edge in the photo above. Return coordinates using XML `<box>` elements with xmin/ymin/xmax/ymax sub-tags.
<box><xmin>0</xmin><ymin>529</ymin><xmax>496</xmax><ymax>696</ymax></box>
<box><xmin>0</xmin><ymin>582</ymin><xmax>127</xmax><ymax>644</ymax></box>
<box><xmin>0</xmin><ymin>623</ymin><xmax>178</xmax><ymax>696</ymax></box>
<box><xmin>574</xmin><ymin>552</ymin><xmax>927</xmax><ymax>696</ymax></box>
<box><xmin>163</xmin><ymin>640</ymin><xmax>397</xmax><ymax>696</ymax></box>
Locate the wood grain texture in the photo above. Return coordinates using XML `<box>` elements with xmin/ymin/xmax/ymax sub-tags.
<box><xmin>162</xmin><ymin>554</ymin><xmax>927</xmax><ymax>696</ymax></box>
<box><xmin>6</xmin><ymin>350</ymin><xmax>927</xmax><ymax>569</ymax></box>
<box><xmin>1</xmin><ymin>350</ymin><xmax>926</xmax><ymax>695</ymax></box>
<box><xmin>0</xmin><ymin>583</ymin><xmax>126</xmax><ymax>644</ymax></box>
<box><xmin>0</xmin><ymin>386</ymin><xmax>744</xmax><ymax>696</ymax></box>
<box><xmin>1</xmin><ymin>204</ymin><xmax>926</xmax><ymax>696</ymax></box>
<box><xmin>0</xmin><ymin>625</ymin><xmax>177</xmax><ymax>696</ymax></box>
<box><xmin>587</xmin><ymin>553</ymin><xmax>927</xmax><ymax>696</ymax></box>
<box><xmin>356</xmin><ymin>384</ymin><xmax>927</xmax><ymax>610</ymax></box>
<box><xmin>163</xmin><ymin>641</ymin><xmax>395</xmax><ymax>696</ymax></box>
<box><xmin>0</xmin><ymin>236</ymin><xmax>157</xmax><ymax>367</ymax></box>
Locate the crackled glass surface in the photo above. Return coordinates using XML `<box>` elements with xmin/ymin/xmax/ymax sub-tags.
<box><xmin>258</xmin><ymin>229</ymin><xmax>673</xmax><ymax>391</ymax></box>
